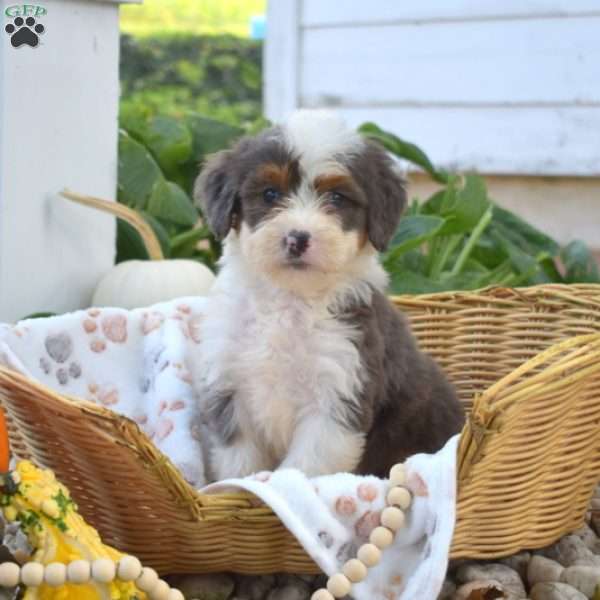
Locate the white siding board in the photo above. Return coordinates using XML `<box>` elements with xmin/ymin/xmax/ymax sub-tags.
<box><xmin>302</xmin><ymin>1</ymin><xmax>600</xmax><ymax>26</ymax></box>
<box><xmin>264</xmin><ymin>0</ymin><xmax>301</xmax><ymax>123</ymax></box>
<box><xmin>336</xmin><ymin>106</ymin><xmax>600</xmax><ymax>176</ymax></box>
<box><xmin>0</xmin><ymin>0</ymin><xmax>121</xmax><ymax>322</ymax></box>
<box><xmin>300</xmin><ymin>18</ymin><xmax>600</xmax><ymax>107</ymax></box>
<box><xmin>264</xmin><ymin>0</ymin><xmax>600</xmax><ymax>175</ymax></box>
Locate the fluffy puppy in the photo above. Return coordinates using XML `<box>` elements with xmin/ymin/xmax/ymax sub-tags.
<box><xmin>193</xmin><ymin>110</ymin><xmax>464</xmax><ymax>481</ymax></box>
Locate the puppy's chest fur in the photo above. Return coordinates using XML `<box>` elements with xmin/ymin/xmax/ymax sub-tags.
<box><xmin>201</xmin><ymin>283</ymin><xmax>365</xmax><ymax>461</ymax></box>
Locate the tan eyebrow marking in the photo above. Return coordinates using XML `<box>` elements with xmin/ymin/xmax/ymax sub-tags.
<box><xmin>314</xmin><ymin>174</ymin><xmax>354</xmax><ymax>194</ymax></box>
<box><xmin>257</xmin><ymin>163</ymin><xmax>293</xmax><ymax>193</ymax></box>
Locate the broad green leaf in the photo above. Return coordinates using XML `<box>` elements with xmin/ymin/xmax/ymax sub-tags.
<box><xmin>420</xmin><ymin>190</ymin><xmax>446</xmax><ymax>215</ymax></box>
<box><xmin>116</xmin><ymin>218</ymin><xmax>149</xmax><ymax>262</ymax></box>
<box><xmin>147</xmin><ymin>179</ymin><xmax>198</xmax><ymax>227</ymax></box>
<box><xmin>561</xmin><ymin>241</ymin><xmax>600</xmax><ymax>283</ymax></box>
<box><xmin>383</xmin><ymin>215</ymin><xmax>446</xmax><ymax>268</ymax></box>
<box><xmin>118</xmin><ymin>130</ymin><xmax>164</xmax><ymax>209</ymax></box>
<box><xmin>140</xmin><ymin>211</ymin><xmax>171</xmax><ymax>258</ymax></box>
<box><xmin>358</xmin><ymin>122</ymin><xmax>448</xmax><ymax>184</ymax></box>
<box><xmin>134</xmin><ymin>115</ymin><xmax>193</xmax><ymax>175</ymax></box>
<box><xmin>186</xmin><ymin>113</ymin><xmax>244</xmax><ymax>160</ymax></box>
<box><xmin>470</xmin><ymin>230</ymin><xmax>509</xmax><ymax>269</ymax></box>
<box><xmin>439</xmin><ymin>174</ymin><xmax>491</xmax><ymax>235</ymax></box>
<box><xmin>490</xmin><ymin>230</ymin><xmax>552</xmax><ymax>285</ymax></box>
<box><xmin>493</xmin><ymin>206</ymin><xmax>559</xmax><ymax>256</ymax></box>
<box><xmin>116</xmin><ymin>214</ymin><xmax>171</xmax><ymax>263</ymax></box>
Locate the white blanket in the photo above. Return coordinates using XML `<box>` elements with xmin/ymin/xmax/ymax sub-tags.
<box><xmin>0</xmin><ymin>299</ymin><xmax>458</xmax><ymax>600</ymax></box>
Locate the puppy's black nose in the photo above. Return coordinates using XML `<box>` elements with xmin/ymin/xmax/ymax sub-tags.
<box><xmin>284</xmin><ymin>230</ymin><xmax>311</xmax><ymax>258</ymax></box>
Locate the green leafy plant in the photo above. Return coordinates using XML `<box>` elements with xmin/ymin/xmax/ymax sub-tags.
<box><xmin>359</xmin><ymin>122</ymin><xmax>600</xmax><ymax>294</ymax></box>
<box><xmin>116</xmin><ymin>113</ymin><xmax>599</xmax><ymax>292</ymax></box>
<box><xmin>119</xmin><ymin>33</ymin><xmax>263</xmax><ymax>128</ymax></box>
<box><xmin>117</xmin><ymin>111</ymin><xmax>254</xmax><ymax>269</ymax></box>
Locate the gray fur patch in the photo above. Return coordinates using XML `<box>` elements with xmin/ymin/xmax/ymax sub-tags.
<box><xmin>202</xmin><ymin>389</ymin><xmax>239</xmax><ymax>445</ymax></box>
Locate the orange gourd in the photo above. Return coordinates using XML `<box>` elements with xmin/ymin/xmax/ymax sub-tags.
<box><xmin>0</xmin><ymin>408</ymin><xmax>10</xmax><ymax>472</ymax></box>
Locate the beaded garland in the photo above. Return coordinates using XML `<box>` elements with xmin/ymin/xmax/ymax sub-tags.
<box><xmin>0</xmin><ymin>555</ymin><xmax>184</xmax><ymax>600</ymax></box>
<box><xmin>0</xmin><ymin>457</ymin><xmax>410</xmax><ymax>600</ymax></box>
<box><xmin>311</xmin><ymin>462</ymin><xmax>412</xmax><ymax>600</ymax></box>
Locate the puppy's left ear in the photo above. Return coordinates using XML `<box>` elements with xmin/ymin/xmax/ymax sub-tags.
<box><xmin>362</xmin><ymin>142</ymin><xmax>407</xmax><ymax>252</ymax></box>
<box><xmin>194</xmin><ymin>149</ymin><xmax>239</xmax><ymax>240</ymax></box>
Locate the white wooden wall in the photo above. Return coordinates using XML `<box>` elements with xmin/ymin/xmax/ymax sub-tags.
<box><xmin>0</xmin><ymin>0</ymin><xmax>137</xmax><ymax>323</ymax></box>
<box><xmin>265</xmin><ymin>0</ymin><xmax>600</xmax><ymax>176</ymax></box>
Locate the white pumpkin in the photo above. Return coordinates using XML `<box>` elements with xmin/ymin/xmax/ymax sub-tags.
<box><xmin>61</xmin><ymin>190</ymin><xmax>216</xmax><ymax>309</ymax></box>
<box><xmin>92</xmin><ymin>259</ymin><xmax>215</xmax><ymax>309</ymax></box>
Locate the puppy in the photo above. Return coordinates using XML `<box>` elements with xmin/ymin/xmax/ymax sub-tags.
<box><xmin>193</xmin><ymin>110</ymin><xmax>464</xmax><ymax>481</ymax></box>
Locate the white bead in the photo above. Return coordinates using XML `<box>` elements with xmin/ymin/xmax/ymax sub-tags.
<box><xmin>327</xmin><ymin>573</ymin><xmax>352</xmax><ymax>598</ymax></box>
<box><xmin>167</xmin><ymin>589</ymin><xmax>185</xmax><ymax>600</ymax></box>
<box><xmin>21</xmin><ymin>562</ymin><xmax>44</xmax><ymax>586</ymax></box>
<box><xmin>67</xmin><ymin>560</ymin><xmax>91</xmax><ymax>584</ymax></box>
<box><xmin>0</xmin><ymin>562</ymin><xmax>20</xmax><ymax>587</ymax></box>
<box><xmin>44</xmin><ymin>562</ymin><xmax>67</xmax><ymax>587</ymax></box>
<box><xmin>91</xmin><ymin>558</ymin><xmax>115</xmax><ymax>583</ymax></box>
<box><xmin>311</xmin><ymin>590</ymin><xmax>335</xmax><ymax>600</ymax></box>
<box><xmin>369</xmin><ymin>526</ymin><xmax>394</xmax><ymax>549</ymax></box>
<box><xmin>387</xmin><ymin>486</ymin><xmax>411</xmax><ymax>510</ymax></box>
<box><xmin>117</xmin><ymin>556</ymin><xmax>142</xmax><ymax>581</ymax></box>
<box><xmin>342</xmin><ymin>558</ymin><xmax>368</xmax><ymax>583</ymax></box>
<box><xmin>357</xmin><ymin>543</ymin><xmax>381</xmax><ymax>567</ymax></box>
<box><xmin>136</xmin><ymin>567</ymin><xmax>159</xmax><ymax>593</ymax></box>
<box><xmin>389</xmin><ymin>463</ymin><xmax>406</xmax><ymax>486</ymax></box>
<box><xmin>150</xmin><ymin>579</ymin><xmax>170</xmax><ymax>600</ymax></box>
<box><xmin>381</xmin><ymin>506</ymin><xmax>405</xmax><ymax>531</ymax></box>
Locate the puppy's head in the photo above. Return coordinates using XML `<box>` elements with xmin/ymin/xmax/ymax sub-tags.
<box><xmin>195</xmin><ymin>110</ymin><xmax>406</xmax><ymax>294</ymax></box>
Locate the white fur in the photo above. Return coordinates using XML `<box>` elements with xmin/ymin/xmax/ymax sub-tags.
<box><xmin>284</xmin><ymin>110</ymin><xmax>365</xmax><ymax>180</ymax></box>
<box><xmin>194</xmin><ymin>238</ymin><xmax>386</xmax><ymax>480</ymax></box>
<box><xmin>193</xmin><ymin>110</ymin><xmax>390</xmax><ymax>480</ymax></box>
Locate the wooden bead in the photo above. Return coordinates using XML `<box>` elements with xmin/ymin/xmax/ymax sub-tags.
<box><xmin>387</xmin><ymin>486</ymin><xmax>411</xmax><ymax>510</ymax></box>
<box><xmin>136</xmin><ymin>567</ymin><xmax>159</xmax><ymax>593</ymax></box>
<box><xmin>369</xmin><ymin>526</ymin><xmax>394</xmax><ymax>549</ymax></box>
<box><xmin>150</xmin><ymin>579</ymin><xmax>170</xmax><ymax>600</ymax></box>
<box><xmin>0</xmin><ymin>562</ymin><xmax>20</xmax><ymax>587</ymax></box>
<box><xmin>67</xmin><ymin>560</ymin><xmax>91</xmax><ymax>584</ymax></box>
<box><xmin>342</xmin><ymin>558</ymin><xmax>368</xmax><ymax>583</ymax></box>
<box><xmin>327</xmin><ymin>573</ymin><xmax>352</xmax><ymax>598</ymax></box>
<box><xmin>357</xmin><ymin>543</ymin><xmax>381</xmax><ymax>567</ymax></box>
<box><xmin>91</xmin><ymin>558</ymin><xmax>115</xmax><ymax>583</ymax></box>
<box><xmin>21</xmin><ymin>562</ymin><xmax>44</xmax><ymax>586</ymax></box>
<box><xmin>381</xmin><ymin>506</ymin><xmax>405</xmax><ymax>531</ymax></box>
<box><xmin>389</xmin><ymin>463</ymin><xmax>406</xmax><ymax>487</ymax></box>
<box><xmin>117</xmin><ymin>556</ymin><xmax>142</xmax><ymax>581</ymax></box>
<box><xmin>311</xmin><ymin>590</ymin><xmax>335</xmax><ymax>600</ymax></box>
<box><xmin>45</xmin><ymin>562</ymin><xmax>67</xmax><ymax>587</ymax></box>
<box><xmin>167</xmin><ymin>589</ymin><xmax>185</xmax><ymax>600</ymax></box>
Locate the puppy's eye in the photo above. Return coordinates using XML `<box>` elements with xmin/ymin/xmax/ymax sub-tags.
<box><xmin>263</xmin><ymin>188</ymin><xmax>281</xmax><ymax>204</ymax></box>
<box><xmin>328</xmin><ymin>191</ymin><xmax>346</xmax><ymax>207</ymax></box>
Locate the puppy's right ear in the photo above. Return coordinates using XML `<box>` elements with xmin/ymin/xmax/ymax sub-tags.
<box><xmin>194</xmin><ymin>150</ymin><xmax>238</xmax><ymax>240</ymax></box>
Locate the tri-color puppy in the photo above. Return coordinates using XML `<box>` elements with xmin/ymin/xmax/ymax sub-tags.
<box><xmin>194</xmin><ymin>110</ymin><xmax>464</xmax><ymax>481</ymax></box>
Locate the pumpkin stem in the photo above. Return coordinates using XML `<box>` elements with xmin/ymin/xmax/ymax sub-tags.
<box><xmin>60</xmin><ymin>190</ymin><xmax>164</xmax><ymax>261</ymax></box>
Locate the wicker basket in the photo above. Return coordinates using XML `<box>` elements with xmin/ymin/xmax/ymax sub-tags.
<box><xmin>1</xmin><ymin>283</ymin><xmax>600</xmax><ymax>575</ymax></box>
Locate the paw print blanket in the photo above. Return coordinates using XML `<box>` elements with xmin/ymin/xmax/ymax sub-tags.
<box><xmin>0</xmin><ymin>299</ymin><xmax>458</xmax><ymax>600</ymax></box>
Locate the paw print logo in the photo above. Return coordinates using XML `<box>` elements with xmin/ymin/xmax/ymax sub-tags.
<box><xmin>5</xmin><ymin>16</ymin><xmax>45</xmax><ymax>48</ymax></box>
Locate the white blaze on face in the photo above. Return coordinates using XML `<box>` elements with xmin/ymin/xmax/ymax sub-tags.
<box><xmin>283</xmin><ymin>110</ymin><xmax>365</xmax><ymax>181</ymax></box>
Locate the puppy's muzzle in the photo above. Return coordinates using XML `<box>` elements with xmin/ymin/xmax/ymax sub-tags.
<box><xmin>284</xmin><ymin>230</ymin><xmax>311</xmax><ymax>258</ymax></box>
